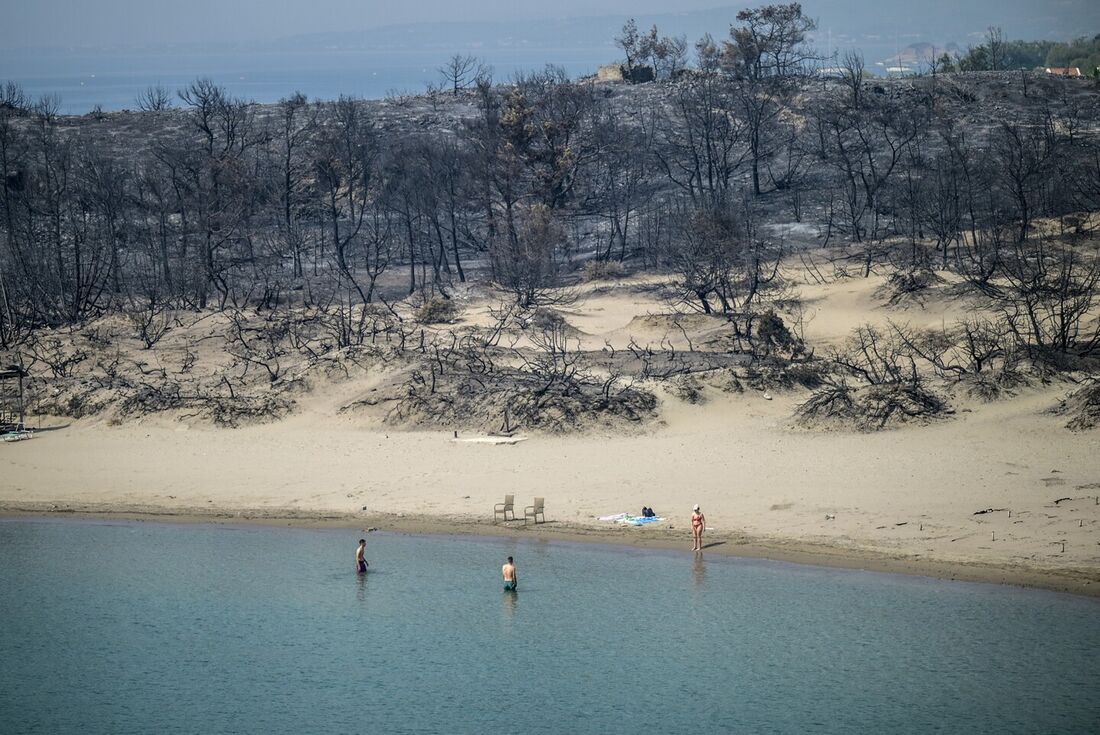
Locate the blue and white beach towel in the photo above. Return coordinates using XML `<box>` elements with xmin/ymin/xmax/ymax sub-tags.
<box><xmin>621</xmin><ymin>515</ymin><xmax>664</xmax><ymax>526</ymax></box>
<box><xmin>597</xmin><ymin>513</ymin><xmax>664</xmax><ymax>526</ymax></box>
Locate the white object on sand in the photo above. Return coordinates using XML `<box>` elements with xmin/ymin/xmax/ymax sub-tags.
<box><xmin>452</xmin><ymin>435</ymin><xmax>528</xmax><ymax>445</ymax></box>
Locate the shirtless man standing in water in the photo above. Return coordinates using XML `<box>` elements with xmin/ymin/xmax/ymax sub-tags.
<box><xmin>502</xmin><ymin>556</ymin><xmax>518</xmax><ymax>591</ymax></box>
<box><xmin>355</xmin><ymin>539</ymin><xmax>368</xmax><ymax>574</ymax></box>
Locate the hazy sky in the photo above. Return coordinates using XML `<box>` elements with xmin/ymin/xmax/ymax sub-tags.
<box><xmin>3</xmin><ymin>0</ymin><xmax>1094</xmax><ymax>50</ymax></box>
<box><xmin>1</xmin><ymin>0</ymin><xmax>725</xmax><ymax>48</ymax></box>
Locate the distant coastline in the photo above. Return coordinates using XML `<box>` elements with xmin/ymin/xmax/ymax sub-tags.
<box><xmin>6</xmin><ymin>0</ymin><xmax>1097</xmax><ymax>114</ymax></box>
<box><xmin>0</xmin><ymin>47</ymin><xmax>609</xmax><ymax>115</ymax></box>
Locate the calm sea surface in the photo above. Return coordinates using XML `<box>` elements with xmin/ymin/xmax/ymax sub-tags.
<box><xmin>0</xmin><ymin>49</ymin><xmax>610</xmax><ymax>115</ymax></box>
<box><xmin>0</xmin><ymin>40</ymin><xmax>915</xmax><ymax>116</ymax></box>
<box><xmin>1</xmin><ymin>518</ymin><xmax>1098</xmax><ymax>734</ymax></box>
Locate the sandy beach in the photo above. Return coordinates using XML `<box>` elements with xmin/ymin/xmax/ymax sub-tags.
<box><xmin>3</xmin><ymin>268</ymin><xmax>1098</xmax><ymax>595</ymax></box>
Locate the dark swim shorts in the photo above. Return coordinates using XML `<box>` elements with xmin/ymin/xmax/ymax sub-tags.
<box><xmin>503</xmin><ymin>580</ymin><xmax>516</xmax><ymax>591</ymax></box>
<box><xmin>357</xmin><ymin>560</ymin><xmax>368</xmax><ymax>573</ymax></box>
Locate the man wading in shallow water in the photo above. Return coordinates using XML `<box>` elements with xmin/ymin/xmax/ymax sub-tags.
<box><xmin>355</xmin><ymin>539</ymin><xmax>368</xmax><ymax>574</ymax></box>
<box><xmin>502</xmin><ymin>556</ymin><xmax>518</xmax><ymax>591</ymax></box>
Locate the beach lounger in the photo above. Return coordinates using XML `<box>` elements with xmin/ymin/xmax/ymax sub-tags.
<box><xmin>494</xmin><ymin>494</ymin><xmax>515</xmax><ymax>522</ymax></box>
<box><xmin>524</xmin><ymin>497</ymin><xmax>545</xmax><ymax>525</ymax></box>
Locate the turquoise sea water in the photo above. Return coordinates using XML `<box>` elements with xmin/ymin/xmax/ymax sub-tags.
<box><xmin>1</xmin><ymin>518</ymin><xmax>1098</xmax><ymax>734</ymax></box>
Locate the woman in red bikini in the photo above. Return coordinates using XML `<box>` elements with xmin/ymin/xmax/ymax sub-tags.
<box><xmin>691</xmin><ymin>504</ymin><xmax>706</xmax><ymax>551</ymax></box>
